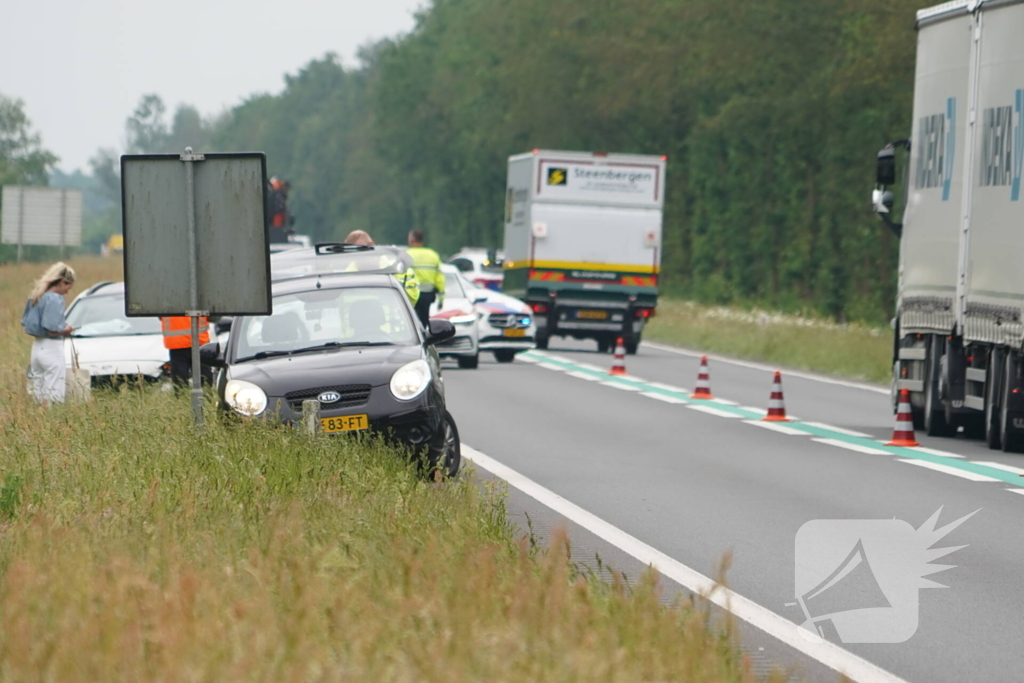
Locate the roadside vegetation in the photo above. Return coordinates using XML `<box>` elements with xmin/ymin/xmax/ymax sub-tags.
<box><xmin>0</xmin><ymin>259</ymin><xmax>783</xmax><ymax>681</ymax></box>
<box><xmin>648</xmin><ymin>299</ymin><xmax>892</xmax><ymax>384</ymax></box>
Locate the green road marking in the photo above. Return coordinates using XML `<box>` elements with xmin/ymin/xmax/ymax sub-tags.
<box><xmin>522</xmin><ymin>350</ymin><xmax>1024</xmax><ymax>487</ymax></box>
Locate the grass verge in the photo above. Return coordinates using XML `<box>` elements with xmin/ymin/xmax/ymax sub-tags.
<box><xmin>647</xmin><ymin>299</ymin><xmax>892</xmax><ymax>384</ymax></box>
<box><xmin>0</xmin><ymin>259</ymin><xmax>781</xmax><ymax>681</ymax></box>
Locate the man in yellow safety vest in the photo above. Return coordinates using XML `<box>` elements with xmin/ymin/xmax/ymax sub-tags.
<box><xmin>406</xmin><ymin>229</ymin><xmax>445</xmax><ymax>326</ymax></box>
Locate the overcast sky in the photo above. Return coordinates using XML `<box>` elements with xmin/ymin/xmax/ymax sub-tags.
<box><xmin>0</xmin><ymin>0</ymin><xmax>424</xmax><ymax>173</ymax></box>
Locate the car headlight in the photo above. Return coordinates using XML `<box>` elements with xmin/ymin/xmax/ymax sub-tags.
<box><xmin>390</xmin><ymin>359</ymin><xmax>431</xmax><ymax>401</ymax></box>
<box><xmin>449</xmin><ymin>314</ymin><xmax>477</xmax><ymax>325</ymax></box>
<box><xmin>225</xmin><ymin>379</ymin><xmax>268</xmax><ymax>416</ymax></box>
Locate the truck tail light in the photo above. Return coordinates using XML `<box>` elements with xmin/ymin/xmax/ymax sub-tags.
<box><xmin>531</xmin><ymin>303</ymin><xmax>549</xmax><ymax>314</ymax></box>
<box><xmin>635</xmin><ymin>308</ymin><xmax>655</xmax><ymax>319</ymax></box>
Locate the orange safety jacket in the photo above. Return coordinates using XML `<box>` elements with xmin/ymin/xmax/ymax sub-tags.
<box><xmin>160</xmin><ymin>316</ymin><xmax>211</xmax><ymax>350</ymax></box>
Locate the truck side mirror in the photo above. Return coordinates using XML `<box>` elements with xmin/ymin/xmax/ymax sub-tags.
<box><xmin>877</xmin><ymin>145</ymin><xmax>897</xmax><ymax>186</ymax></box>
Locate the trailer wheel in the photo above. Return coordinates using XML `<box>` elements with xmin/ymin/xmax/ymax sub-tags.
<box><xmin>925</xmin><ymin>337</ymin><xmax>955</xmax><ymax>437</ymax></box>
<box><xmin>986</xmin><ymin>348</ymin><xmax>1004</xmax><ymax>450</ymax></box>
<box><xmin>1001</xmin><ymin>353</ymin><xmax>1023</xmax><ymax>453</ymax></box>
<box><xmin>625</xmin><ymin>337</ymin><xmax>639</xmax><ymax>355</ymax></box>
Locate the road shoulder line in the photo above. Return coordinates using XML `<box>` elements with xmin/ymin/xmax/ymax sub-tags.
<box><xmin>462</xmin><ymin>444</ymin><xmax>909</xmax><ymax>683</ymax></box>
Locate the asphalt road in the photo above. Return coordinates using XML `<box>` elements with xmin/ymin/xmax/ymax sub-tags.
<box><xmin>443</xmin><ymin>339</ymin><xmax>1024</xmax><ymax>683</ymax></box>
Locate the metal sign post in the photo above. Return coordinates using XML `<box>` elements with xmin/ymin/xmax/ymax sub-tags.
<box><xmin>17</xmin><ymin>188</ymin><xmax>24</xmax><ymax>263</ymax></box>
<box><xmin>182</xmin><ymin>147</ymin><xmax>205</xmax><ymax>428</ymax></box>
<box><xmin>120</xmin><ymin>149</ymin><xmax>271</xmax><ymax>429</ymax></box>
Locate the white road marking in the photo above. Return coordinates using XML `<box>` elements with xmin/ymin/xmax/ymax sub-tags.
<box><xmin>572</xmin><ymin>362</ymin><xmax>606</xmax><ymax>372</ymax></box>
<box><xmin>566</xmin><ymin>371</ymin><xmax>602</xmax><ymax>382</ymax></box>
<box><xmin>1006</xmin><ymin>488</ymin><xmax>1024</xmax><ymax>497</ymax></box>
<box><xmin>642</xmin><ymin>341</ymin><xmax>889</xmax><ymax>395</ymax></box>
<box><xmin>462</xmin><ymin>445</ymin><xmax>909</xmax><ymax>683</ymax></box>
<box><xmin>712</xmin><ymin>398</ymin><xmax>739</xmax><ymax>406</ymax></box>
<box><xmin>641</xmin><ymin>392</ymin><xmax>688</xmax><ymax>404</ymax></box>
<box><xmin>740</xmin><ymin>406</ymin><xmax>766</xmax><ymax>414</ymax></box>
<box><xmin>600</xmin><ymin>381</ymin><xmax>643</xmax><ymax>391</ymax></box>
<box><xmin>904</xmin><ymin>446</ymin><xmax>965</xmax><ymax>460</ymax></box>
<box><xmin>687</xmin><ymin>404</ymin><xmax>741</xmax><ymax>418</ymax></box>
<box><xmin>972</xmin><ymin>461</ymin><xmax>1024</xmax><ymax>476</ymax></box>
<box><xmin>899</xmin><ymin>459</ymin><xmax>1000</xmax><ymax>482</ymax></box>
<box><xmin>518</xmin><ymin>354</ymin><xmax>541</xmax><ymax>363</ymax></box>
<box><xmin>646</xmin><ymin>382</ymin><xmax>689</xmax><ymax>393</ymax></box>
<box><xmin>540</xmin><ymin>354</ymin><xmax>575</xmax><ymax>363</ymax></box>
<box><xmin>800</xmin><ymin>421</ymin><xmax>873</xmax><ymax>438</ymax></box>
<box><xmin>812</xmin><ymin>438</ymin><xmax>890</xmax><ymax>455</ymax></box>
<box><xmin>537</xmin><ymin>362</ymin><xmax>567</xmax><ymax>372</ymax></box>
<box><xmin>744</xmin><ymin>420</ymin><xmax>807</xmax><ymax>436</ymax></box>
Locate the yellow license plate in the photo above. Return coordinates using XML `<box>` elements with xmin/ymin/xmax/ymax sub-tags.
<box><xmin>577</xmin><ymin>310</ymin><xmax>608</xmax><ymax>320</ymax></box>
<box><xmin>321</xmin><ymin>414</ymin><xmax>369</xmax><ymax>433</ymax></box>
<box><xmin>503</xmin><ymin>328</ymin><xmax>527</xmax><ymax>337</ymax></box>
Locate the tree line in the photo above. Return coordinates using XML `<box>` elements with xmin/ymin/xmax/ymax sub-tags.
<box><xmin>7</xmin><ymin>0</ymin><xmax>924</xmax><ymax>321</ymax></box>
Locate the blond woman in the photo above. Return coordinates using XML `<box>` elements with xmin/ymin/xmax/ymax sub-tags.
<box><xmin>21</xmin><ymin>262</ymin><xmax>76</xmax><ymax>405</ymax></box>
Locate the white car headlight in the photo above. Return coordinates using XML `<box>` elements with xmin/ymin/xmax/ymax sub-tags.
<box><xmin>449</xmin><ymin>313</ymin><xmax>477</xmax><ymax>325</ymax></box>
<box><xmin>225</xmin><ymin>379</ymin><xmax>268</xmax><ymax>416</ymax></box>
<box><xmin>390</xmin><ymin>359</ymin><xmax>431</xmax><ymax>401</ymax></box>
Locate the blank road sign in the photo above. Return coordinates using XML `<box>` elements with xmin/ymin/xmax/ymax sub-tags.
<box><xmin>121</xmin><ymin>152</ymin><xmax>271</xmax><ymax>317</ymax></box>
<box><xmin>1</xmin><ymin>186</ymin><xmax>83</xmax><ymax>247</ymax></box>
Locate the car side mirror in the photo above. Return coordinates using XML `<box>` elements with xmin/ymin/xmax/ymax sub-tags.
<box><xmin>214</xmin><ymin>316</ymin><xmax>234</xmax><ymax>335</ymax></box>
<box><xmin>876</xmin><ymin>144</ymin><xmax>897</xmax><ymax>186</ymax></box>
<box><xmin>199</xmin><ymin>342</ymin><xmax>225</xmax><ymax>367</ymax></box>
<box><xmin>426</xmin><ymin>319</ymin><xmax>456</xmax><ymax>346</ymax></box>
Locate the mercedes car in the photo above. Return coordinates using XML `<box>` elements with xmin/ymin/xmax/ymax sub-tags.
<box><xmin>201</xmin><ymin>244</ymin><xmax>462</xmax><ymax>477</ymax></box>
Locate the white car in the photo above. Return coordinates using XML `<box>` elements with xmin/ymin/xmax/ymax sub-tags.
<box><xmin>431</xmin><ymin>268</ymin><xmax>484</xmax><ymax>369</ymax></box>
<box><xmin>63</xmin><ymin>282</ymin><xmax>169</xmax><ymax>385</ymax></box>
<box><xmin>448</xmin><ymin>248</ymin><xmax>504</xmax><ymax>291</ymax></box>
<box><xmin>431</xmin><ymin>266</ymin><xmax>535</xmax><ymax>366</ymax></box>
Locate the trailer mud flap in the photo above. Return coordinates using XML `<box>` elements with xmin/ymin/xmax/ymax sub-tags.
<box><xmin>943</xmin><ymin>337</ymin><xmax>967</xmax><ymax>406</ymax></box>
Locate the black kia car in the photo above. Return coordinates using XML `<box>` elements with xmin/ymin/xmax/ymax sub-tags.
<box><xmin>200</xmin><ymin>244</ymin><xmax>461</xmax><ymax>477</ymax></box>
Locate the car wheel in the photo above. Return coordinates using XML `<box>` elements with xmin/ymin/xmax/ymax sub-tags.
<box><xmin>458</xmin><ymin>354</ymin><xmax>479</xmax><ymax>369</ymax></box>
<box><xmin>428</xmin><ymin>411</ymin><xmax>461</xmax><ymax>479</ymax></box>
<box><xmin>535</xmin><ymin>335</ymin><xmax>549</xmax><ymax>350</ymax></box>
<box><xmin>493</xmin><ymin>350</ymin><xmax>517</xmax><ymax>363</ymax></box>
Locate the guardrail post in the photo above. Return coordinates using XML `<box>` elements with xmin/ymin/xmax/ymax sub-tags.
<box><xmin>301</xmin><ymin>399</ymin><xmax>320</xmax><ymax>436</ymax></box>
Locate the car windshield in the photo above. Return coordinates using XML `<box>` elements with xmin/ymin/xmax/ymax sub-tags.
<box><xmin>235</xmin><ymin>286</ymin><xmax>417</xmax><ymax>360</ymax></box>
<box><xmin>444</xmin><ymin>272</ymin><xmax>467</xmax><ymax>299</ymax></box>
<box><xmin>66</xmin><ymin>295</ymin><xmax>162</xmax><ymax>337</ymax></box>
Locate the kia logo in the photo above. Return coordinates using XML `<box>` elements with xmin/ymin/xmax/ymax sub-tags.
<box><xmin>318</xmin><ymin>391</ymin><xmax>342</xmax><ymax>404</ymax></box>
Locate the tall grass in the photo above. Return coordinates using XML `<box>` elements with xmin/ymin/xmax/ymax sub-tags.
<box><xmin>647</xmin><ymin>299</ymin><xmax>892</xmax><ymax>384</ymax></box>
<box><xmin>0</xmin><ymin>259</ymin><xmax>782</xmax><ymax>681</ymax></box>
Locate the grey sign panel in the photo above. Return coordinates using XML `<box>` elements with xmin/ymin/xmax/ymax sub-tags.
<box><xmin>121</xmin><ymin>152</ymin><xmax>270</xmax><ymax>316</ymax></box>
<box><xmin>1</xmin><ymin>186</ymin><xmax>83</xmax><ymax>247</ymax></box>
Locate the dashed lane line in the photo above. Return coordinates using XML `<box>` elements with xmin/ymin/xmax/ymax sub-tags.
<box><xmin>800</xmin><ymin>422</ymin><xmax>873</xmax><ymax>439</ymax></box>
<box><xmin>601</xmin><ymin>381</ymin><xmax>643</xmax><ymax>391</ymax></box>
<box><xmin>687</xmin><ymin>404</ymin><xmax>742</xmax><ymax>418</ymax></box>
<box><xmin>462</xmin><ymin>444</ymin><xmax>909</xmax><ymax>683</ymax></box>
<box><xmin>641</xmin><ymin>392</ymin><xmax>688</xmax><ymax>404</ymax></box>
<box><xmin>900</xmin><ymin>459</ymin><xmax>1001</xmax><ymax>482</ymax></box>
<box><xmin>812</xmin><ymin>438</ymin><xmax>890</xmax><ymax>456</ymax></box>
<box><xmin>745</xmin><ymin>420</ymin><xmax>808</xmax><ymax>436</ymax></box>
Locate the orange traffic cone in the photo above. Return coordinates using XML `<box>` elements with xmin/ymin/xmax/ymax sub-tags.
<box><xmin>608</xmin><ymin>338</ymin><xmax>627</xmax><ymax>376</ymax></box>
<box><xmin>886</xmin><ymin>388</ymin><xmax>920</xmax><ymax>447</ymax></box>
<box><xmin>690</xmin><ymin>356</ymin><xmax>714</xmax><ymax>399</ymax></box>
<box><xmin>763</xmin><ymin>371</ymin><xmax>791</xmax><ymax>422</ymax></box>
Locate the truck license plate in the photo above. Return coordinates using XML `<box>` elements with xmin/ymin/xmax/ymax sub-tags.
<box><xmin>576</xmin><ymin>310</ymin><xmax>608</xmax><ymax>320</ymax></box>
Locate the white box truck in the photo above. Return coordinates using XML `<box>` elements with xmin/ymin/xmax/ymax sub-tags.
<box><xmin>502</xmin><ymin>150</ymin><xmax>666</xmax><ymax>354</ymax></box>
<box><xmin>873</xmin><ymin>0</ymin><xmax>1024</xmax><ymax>450</ymax></box>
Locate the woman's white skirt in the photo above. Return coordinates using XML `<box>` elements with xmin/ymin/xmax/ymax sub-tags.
<box><xmin>27</xmin><ymin>337</ymin><xmax>66</xmax><ymax>404</ymax></box>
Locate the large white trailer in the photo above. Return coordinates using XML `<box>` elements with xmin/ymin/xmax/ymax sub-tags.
<box><xmin>503</xmin><ymin>150</ymin><xmax>666</xmax><ymax>353</ymax></box>
<box><xmin>874</xmin><ymin>0</ymin><xmax>1024</xmax><ymax>449</ymax></box>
